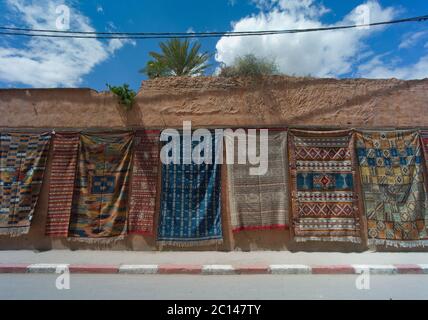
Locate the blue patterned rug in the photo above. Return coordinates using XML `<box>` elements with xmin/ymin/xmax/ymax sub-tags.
<box><xmin>157</xmin><ymin>132</ymin><xmax>222</xmax><ymax>246</ymax></box>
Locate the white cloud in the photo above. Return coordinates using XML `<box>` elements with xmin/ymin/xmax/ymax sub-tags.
<box><xmin>357</xmin><ymin>25</ymin><xmax>428</xmax><ymax>79</ymax></box>
<box><xmin>105</xmin><ymin>21</ymin><xmax>136</xmax><ymax>53</ymax></box>
<box><xmin>216</xmin><ymin>0</ymin><xmax>397</xmax><ymax>77</ymax></box>
<box><xmin>96</xmin><ymin>5</ymin><xmax>103</xmax><ymax>13</ymax></box>
<box><xmin>107</xmin><ymin>39</ymin><xmax>129</xmax><ymax>54</ymax></box>
<box><xmin>0</xmin><ymin>0</ymin><xmax>132</xmax><ymax>87</ymax></box>
<box><xmin>252</xmin><ymin>0</ymin><xmax>330</xmax><ymax>17</ymax></box>
<box><xmin>358</xmin><ymin>54</ymin><xmax>428</xmax><ymax>79</ymax></box>
<box><xmin>399</xmin><ymin>31</ymin><xmax>428</xmax><ymax>49</ymax></box>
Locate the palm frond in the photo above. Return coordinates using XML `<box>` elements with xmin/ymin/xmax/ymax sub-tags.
<box><xmin>140</xmin><ymin>38</ymin><xmax>212</xmax><ymax>78</ymax></box>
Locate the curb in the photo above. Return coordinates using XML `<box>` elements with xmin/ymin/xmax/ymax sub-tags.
<box><xmin>118</xmin><ymin>265</ymin><xmax>158</xmax><ymax>274</ymax></box>
<box><xmin>236</xmin><ymin>265</ymin><xmax>270</xmax><ymax>274</ymax></box>
<box><xmin>158</xmin><ymin>265</ymin><xmax>203</xmax><ymax>274</ymax></box>
<box><xmin>68</xmin><ymin>265</ymin><xmax>118</xmax><ymax>274</ymax></box>
<box><xmin>269</xmin><ymin>265</ymin><xmax>311</xmax><ymax>274</ymax></box>
<box><xmin>202</xmin><ymin>265</ymin><xmax>236</xmax><ymax>275</ymax></box>
<box><xmin>27</xmin><ymin>264</ymin><xmax>69</xmax><ymax>274</ymax></box>
<box><xmin>1</xmin><ymin>264</ymin><xmax>427</xmax><ymax>275</ymax></box>
<box><xmin>352</xmin><ymin>264</ymin><xmax>397</xmax><ymax>275</ymax></box>
<box><xmin>0</xmin><ymin>264</ymin><xmax>29</xmax><ymax>273</ymax></box>
<box><xmin>312</xmin><ymin>265</ymin><xmax>355</xmax><ymax>274</ymax></box>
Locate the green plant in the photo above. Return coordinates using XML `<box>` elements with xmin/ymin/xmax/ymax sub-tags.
<box><xmin>107</xmin><ymin>83</ymin><xmax>136</xmax><ymax>110</ymax></box>
<box><xmin>219</xmin><ymin>54</ymin><xmax>279</xmax><ymax>77</ymax></box>
<box><xmin>142</xmin><ymin>60</ymin><xmax>169</xmax><ymax>79</ymax></box>
<box><xmin>140</xmin><ymin>38</ymin><xmax>212</xmax><ymax>78</ymax></box>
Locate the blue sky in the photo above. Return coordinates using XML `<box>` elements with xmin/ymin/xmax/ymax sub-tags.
<box><xmin>0</xmin><ymin>0</ymin><xmax>427</xmax><ymax>91</ymax></box>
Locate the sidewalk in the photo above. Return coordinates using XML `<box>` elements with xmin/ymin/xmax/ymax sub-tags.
<box><xmin>1</xmin><ymin>250</ymin><xmax>428</xmax><ymax>275</ymax></box>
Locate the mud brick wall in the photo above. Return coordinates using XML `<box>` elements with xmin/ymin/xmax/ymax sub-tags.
<box><xmin>1</xmin><ymin>75</ymin><xmax>427</xmax><ymax>251</ymax></box>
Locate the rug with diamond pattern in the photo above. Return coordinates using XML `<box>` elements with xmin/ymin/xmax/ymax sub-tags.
<box><xmin>288</xmin><ymin>129</ymin><xmax>361</xmax><ymax>243</ymax></box>
<box><xmin>0</xmin><ymin>132</ymin><xmax>51</xmax><ymax>236</ymax></box>
<box><xmin>68</xmin><ymin>133</ymin><xmax>133</xmax><ymax>241</ymax></box>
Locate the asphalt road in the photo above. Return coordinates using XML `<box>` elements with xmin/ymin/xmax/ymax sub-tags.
<box><xmin>1</xmin><ymin>274</ymin><xmax>428</xmax><ymax>300</ymax></box>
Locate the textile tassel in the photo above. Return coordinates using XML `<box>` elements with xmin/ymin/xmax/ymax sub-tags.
<box><xmin>66</xmin><ymin>235</ymin><xmax>126</xmax><ymax>245</ymax></box>
<box><xmin>294</xmin><ymin>237</ymin><xmax>362</xmax><ymax>244</ymax></box>
<box><xmin>368</xmin><ymin>239</ymin><xmax>428</xmax><ymax>248</ymax></box>
<box><xmin>0</xmin><ymin>226</ymin><xmax>31</xmax><ymax>237</ymax></box>
<box><xmin>232</xmin><ymin>225</ymin><xmax>288</xmax><ymax>233</ymax></box>
<box><xmin>158</xmin><ymin>239</ymin><xmax>224</xmax><ymax>248</ymax></box>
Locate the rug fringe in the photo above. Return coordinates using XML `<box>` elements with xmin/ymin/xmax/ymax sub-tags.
<box><xmin>294</xmin><ymin>236</ymin><xmax>362</xmax><ymax>244</ymax></box>
<box><xmin>0</xmin><ymin>227</ymin><xmax>30</xmax><ymax>237</ymax></box>
<box><xmin>368</xmin><ymin>238</ymin><xmax>428</xmax><ymax>248</ymax></box>
<box><xmin>66</xmin><ymin>234</ymin><xmax>126</xmax><ymax>245</ymax></box>
<box><xmin>233</xmin><ymin>225</ymin><xmax>289</xmax><ymax>232</ymax></box>
<box><xmin>158</xmin><ymin>239</ymin><xmax>223</xmax><ymax>247</ymax></box>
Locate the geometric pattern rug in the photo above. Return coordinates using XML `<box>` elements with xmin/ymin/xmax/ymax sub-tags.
<box><xmin>0</xmin><ymin>132</ymin><xmax>51</xmax><ymax>236</ymax></box>
<box><xmin>289</xmin><ymin>129</ymin><xmax>362</xmax><ymax>243</ymax></box>
<box><xmin>356</xmin><ymin>130</ymin><xmax>428</xmax><ymax>248</ymax></box>
<box><xmin>128</xmin><ymin>130</ymin><xmax>160</xmax><ymax>235</ymax></box>
<box><xmin>68</xmin><ymin>133</ymin><xmax>133</xmax><ymax>242</ymax></box>
<box><xmin>225</xmin><ymin>130</ymin><xmax>289</xmax><ymax>232</ymax></box>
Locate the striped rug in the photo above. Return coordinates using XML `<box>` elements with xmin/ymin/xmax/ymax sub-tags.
<box><xmin>45</xmin><ymin>133</ymin><xmax>79</xmax><ymax>237</ymax></box>
<box><xmin>128</xmin><ymin>130</ymin><xmax>160</xmax><ymax>235</ymax></box>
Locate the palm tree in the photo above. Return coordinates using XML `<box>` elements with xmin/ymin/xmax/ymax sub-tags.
<box><xmin>140</xmin><ymin>39</ymin><xmax>211</xmax><ymax>78</ymax></box>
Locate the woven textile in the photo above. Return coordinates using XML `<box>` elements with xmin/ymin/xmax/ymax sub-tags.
<box><xmin>289</xmin><ymin>130</ymin><xmax>361</xmax><ymax>243</ymax></box>
<box><xmin>225</xmin><ymin>130</ymin><xmax>289</xmax><ymax>232</ymax></box>
<box><xmin>0</xmin><ymin>132</ymin><xmax>51</xmax><ymax>236</ymax></box>
<box><xmin>420</xmin><ymin>130</ymin><xmax>428</xmax><ymax>169</ymax></box>
<box><xmin>45</xmin><ymin>133</ymin><xmax>79</xmax><ymax>237</ymax></box>
<box><xmin>357</xmin><ymin>131</ymin><xmax>428</xmax><ymax>247</ymax></box>
<box><xmin>68</xmin><ymin>133</ymin><xmax>133</xmax><ymax>241</ymax></box>
<box><xmin>128</xmin><ymin>130</ymin><xmax>160</xmax><ymax>235</ymax></box>
<box><xmin>157</xmin><ymin>132</ymin><xmax>222</xmax><ymax>246</ymax></box>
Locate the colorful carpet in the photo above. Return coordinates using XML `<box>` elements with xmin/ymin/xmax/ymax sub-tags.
<box><xmin>225</xmin><ymin>130</ymin><xmax>289</xmax><ymax>232</ymax></box>
<box><xmin>128</xmin><ymin>130</ymin><xmax>160</xmax><ymax>235</ymax></box>
<box><xmin>288</xmin><ymin>130</ymin><xmax>361</xmax><ymax>243</ymax></box>
<box><xmin>421</xmin><ymin>130</ymin><xmax>428</xmax><ymax>165</ymax></box>
<box><xmin>357</xmin><ymin>130</ymin><xmax>428</xmax><ymax>247</ymax></box>
<box><xmin>157</xmin><ymin>132</ymin><xmax>223</xmax><ymax>246</ymax></box>
<box><xmin>45</xmin><ymin>133</ymin><xmax>80</xmax><ymax>237</ymax></box>
<box><xmin>68</xmin><ymin>133</ymin><xmax>133</xmax><ymax>241</ymax></box>
<box><xmin>0</xmin><ymin>132</ymin><xmax>51</xmax><ymax>236</ymax></box>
